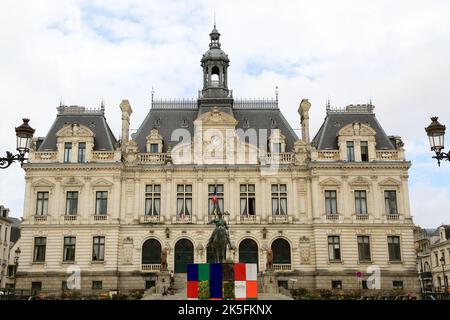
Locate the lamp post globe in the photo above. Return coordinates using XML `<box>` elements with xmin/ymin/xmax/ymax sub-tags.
<box><xmin>425</xmin><ymin>117</ymin><xmax>446</xmax><ymax>152</ymax></box>
<box><xmin>15</xmin><ymin>118</ymin><xmax>35</xmax><ymax>156</ymax></box>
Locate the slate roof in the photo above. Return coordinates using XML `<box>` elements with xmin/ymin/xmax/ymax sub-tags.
<box><xmin>38</xmin><ymin>107</ymin><xmax>118</xmax><ymax>151</ymax></box>
<box><xmin>311</xmin><ymin>106</ymin><xmax>395</xmax><ymax>150</ymax></box>
<box><xmin>9</xmin><ymin>217</ymin><xmax>20</xmax><ymax>243</ymax></box>
<box><xmin>134</xmin><ymin>102</ymin><xmax>299</xmax><ymax>153</ymax></box>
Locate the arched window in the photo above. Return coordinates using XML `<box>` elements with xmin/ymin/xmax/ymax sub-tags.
<box><xmin>211</xmin><ymin>66</ymin><xmax>220</xmax><ymax>87</ymax></box>
<box><xmin>239</xmin><ymin>239</ymin><xmax>258</xmax><ymax>268</ymax></box>
<box><xmin>271</xmin><ymin>238</ymin><xmax>291</xmax><ymax>265</ymax></box>
<box><xmin>424</xmin><ymin>261</ymin><xmax>431</xmax><ymax>272</ymax></box>
<box><xmin>175</xmin><ymin>239</ymin><xmax>194</xmax><ymax>273</ymax></box>
<box><xmin>142</xmin><ymin>239</ymin><xmax>161</xmax><ymax>264</ymax></box>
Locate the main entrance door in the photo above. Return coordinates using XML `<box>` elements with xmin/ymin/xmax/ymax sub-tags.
<box><xmin>239</xmin><ymin>239</ymin><xmax>259</xmax><ymax>270</ymax></box>
<box><xmin>174</xmin><ymin>239</ymin><xmax>194</xmax><ymax>273</ymax></box>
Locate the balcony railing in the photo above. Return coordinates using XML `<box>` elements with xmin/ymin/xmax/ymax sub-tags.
<box><xmin>355</xmin><ymin>214</ymin><xmax>370</xmax><ymax>221</ymax></box>
<box><xmin>273</xmin><ymin>264</ymin><xmax>292</xmax><ymax>271</ymax></box>
<box><xmin>94</xmin><ymin>215</ymin><xmax>108</xmax><ymax>221</ymax></box>
<box><xmin>92</xmin><ymin>151</ymin><xmax>119</xmax><ymax>162</ymax></box>
<box><xmin>316</xmin><ymin>150</ymin><xmax>340</xmax><ymax>161</ymax></box>
<box><xmin>140</xmin><ymin>215</ymin><xmax>162</xmax><ymax>223</ymax></box>
<box><xmin>375</xmin><ymin>150</ymin><xmax>404</xmax><ymax>161</ymax></box>
<box><xmin>34</xmin><ymin>215</ymin><xmax>48</xmax><ymax>222</ymax></box>
<box><xmin>139</xmin><ymin>153</ymin><xmax>168</xmax><ymax>164</ymax></box>
<box><xmin>387</xmin><ymin>214</ymin><xmax>400</xmax><ymax>220</ymax></box>
<box><xmin>237</xmin><ymin>215</ymin><xmax>259</xmax><ymax>224</ymax></box>
<box><xmin>174</xmin><ymin>215</ymin><xmax>193</xmax><ymax>223</ymax></box>
<box><xmin>63</xmin><ymin>215</ymin><xmax>77</xmax><ymax>222</ymax></box>
<box><xmin>141</xmin><ymin>264</ymin><xmax>162</xmax><ymax>272</ymax></box>
<box><xmin>259</xmin><ymin>153</ymin><xmax>294</xmax><ymax>164</ymax></box>
<box><xmin>269</xmin><ymin>215</ymin><xmax>291</xmax><ymax>223</ymax></box>
<box><xmin>326</xmin><ymin>214</ymin><xmax>340</xmax><ymax>221</ymax></box>
<box><xmin>31</xmin><ymin>151</ymin><xmax>58</xmax><ymax>162</ymax></box>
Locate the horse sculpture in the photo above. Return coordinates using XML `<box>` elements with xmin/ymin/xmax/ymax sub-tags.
<box><xmin>207</xmin><ymin>211</ymin><xmax>233</xmax><ymax>263</ymax></box>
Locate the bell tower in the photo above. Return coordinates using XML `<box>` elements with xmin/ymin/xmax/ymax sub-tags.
<box><xmin>198</xmin><ymin>24</ymin><xmax>233</xmax><ymax>114</ymax></box>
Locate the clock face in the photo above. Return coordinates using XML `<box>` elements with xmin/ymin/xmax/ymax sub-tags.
<box><xmin>211</xmin><ymin>135</ymin><xmax>221</xmax><ymax>145</ymax></box>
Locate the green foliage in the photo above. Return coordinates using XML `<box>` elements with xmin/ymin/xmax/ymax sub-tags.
<box><xmin>198</xmin><ymin>281</ymin><xmax>210</xmax><ymax>300</ymax></box>
<box><xmin>223</xmin><ymin>281</ymin><xmax>235</xmax><ymax>299</ymax></box>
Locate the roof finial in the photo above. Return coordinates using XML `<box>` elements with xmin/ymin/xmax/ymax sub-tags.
<box><xmin>151</xmin><ymin>87</ymin><xmax>155</xmax><ymax>104</ymax></box>
<box><xmin>275</xmin><ymin>86</ymin><xmax>279</xmax><ymax>101</ymax></box>
<box><xmin>101</xmin><ymin>97</ymin><xmax>105</xmax><ymax>112</ymax></box>
<box><xmin>369</xmin><ymin>97</ymin><xmax>373</xmax><ymax>106</ymax></box>
<box><xmin>214</xmin><ymin>10</ymin><xmax>216</xmax><ymax>28</ymax></box>
<box><xmin>326</xmin><ymin>97</ymin><xmax>331</xmax><ymax>111</ymax></box>
<box><xmin>59</xmin><ymin>97</ymin><xmax>63</xmax><ymax>107</ymax></box>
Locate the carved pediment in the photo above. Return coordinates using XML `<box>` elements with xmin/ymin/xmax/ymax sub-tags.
<box><xmin>319</xmin><ymin>177</ymin><xmax>342</xmax><ymax>187</ymax></box>
<box><xmin>61</xmin><ymin>177</ymin><xmax>84</xmax><ymax>187</ymax></box>
<box><xmin>56</xmin><ymin>123</ymin><xmax>95</xmax><ymax>138</ymax></box>
<box><xmin>146</xmin><ymin>128</ymin><xmax>163</xmax><ymax>142</ymax></box>
<box><xmin>32</xmin><ymin>178</ymin><xmax>55</xmax><ymax>188</ymax></box>
<box><xmin>91</xmin><ymin>178</ymin><xmax>113</xmax><ymax>187</ymax></box>
<box><xmin>194</xmin><ymin>107</ymin><xmax>238</xmax><ymax>127</ymax></box>
<box><xmin>338</xmin><ymin>122</ymin><xmax>376</xmax><ymax>137</ymax></box>
<box><xmin>349</xmin><ymin>176</ymin><xmax>371</xmax><ymax>186</ymax></box>
<box><xmin>378</xmin><ymin>177</ymin><xmax>401</xmax><ymax>186</ymax></box>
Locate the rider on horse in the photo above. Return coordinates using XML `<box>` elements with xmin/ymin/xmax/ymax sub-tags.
<box><xmin>207</xmin><ymin>210</ymin><xmax>232</xmax><ymax>250</ymax></box>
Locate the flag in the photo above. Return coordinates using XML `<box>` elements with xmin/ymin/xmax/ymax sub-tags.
<box><xmin>211</xmin><ymin>186</ymin><xmax>218</xmax><ymax>211</ymax></box>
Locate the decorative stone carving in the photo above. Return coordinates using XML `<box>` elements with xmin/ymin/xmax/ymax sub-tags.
<box><xmin>299</xmin><ymin>236</ymin><xmax>311</xmax><ymax>264</ymax></box>
<box><xmin>122</xmin><ymin>237</ymin><xmax>134</xmax><ymax>264</ymax></box>
<box><xmin>124</xmin><ymin>140</ymin><xmax>139</xmax><ymax>164</ymax></box>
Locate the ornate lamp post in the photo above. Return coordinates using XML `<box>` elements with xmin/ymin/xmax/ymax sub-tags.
<box><xmin>0</xmin><ymin>119</ymin><xmax>35</xmax><ymax>169</ymax></box>
<box><xmin>425</xmin><ymin>117</ymin><xmax>448</xmax><ymax>166</ymax></box>
<box><xmin>13</xmin><ymin>247</ymin><xmax>21</xmax><ymax>290</ymax></box>
<box><xmin>440</xmin><ymin>256</ymin><xmax>447</xmax><ymax>293</ymax></box>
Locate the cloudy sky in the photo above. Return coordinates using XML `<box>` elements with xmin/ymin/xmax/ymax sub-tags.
<box><xmin>1</xmin><ymin>0</ymin><xmax>450</xmax><ymax>227</ymax></box>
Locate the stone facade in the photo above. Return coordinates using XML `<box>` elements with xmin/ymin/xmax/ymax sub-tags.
<box><xmin>14</xmin><ymin>26</ymin><xmax>419</xmax><ymax>296</ymax></box>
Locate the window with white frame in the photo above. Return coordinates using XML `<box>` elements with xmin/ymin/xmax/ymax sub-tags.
<box><xmin>33</xmin><ymin>237</ymin><xmax>46</xmax><ymax>262</ymax></box>
<box><xmin>388</xmin><ymin>236</ymin><xmax>401</xmax><ymax>261</ymax></box>
<box><xmin>95</xmin><ymin>191</ymin><xmax>108</xmax><ymax>215</ymax></box>
<box><xmin>78</xmin><ymin>142</ymin><xmax>86</xmax><ymax>163</ymax></box>
<box><xmin>328</xmin><ymin>236</ymin><xmax>341</xmax><ymax>261</ymax></box>
<box><xmin>64</xmin><ymin>142</ymin><xmax>72</xmax><ymax>163</ymax></box>
<box><xmin>36</xmin><ymin>191</ymin><xmax>49</xmax><ymax>215</ymax></box>
<box><xmin>63</xmin><ymin>236</ymin><xmax>76</xmax><ymax>262</ymax></box>
<box><xmin>177</xmin><ymin>184</ymin><xmax>192</xmax><ymax>216</ymax></box>
<box><xmin>384</xmin><ymin>190</ymin><xmax>398</xmax><ymax>214</ymax></box>
<box><xmin>145</xmin><ymin>185</ymin><xmax>161</xmax><ymax>216</ymax></box>
<box><xmin>240</xmin><ymin>184</ymin><xmax>256</xmax><ymax>216</ymax></box>
<box><xmin>271</xmin><ymin>184</ymin><xmax>287</xmax><ymax>215</ymax></box>
<box><xmin>325</xmin><ymin>190</ymin><xmax>337</xmax><ymax>215</ymax></box>
<box><xmin>66</xmin><ymin>191</ymin><xmax>78</xmax><ymax>215</ymax></box>
<box><xmin>208</xmin><ymin>184</ymin><xmax>224</xmax><ymax>215</ymax></box>
<box><xmin>355</xmin><ymin>190</ymin><xmax>367</xmax><ymax>214</ymax></box>
<box><xmin>92</xmin><ymin>236</ymin><xmax>105</xmax><ymax>261</ymax></box>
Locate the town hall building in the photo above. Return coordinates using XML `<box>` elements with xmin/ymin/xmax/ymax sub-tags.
<box><xmin>15</xmin><ymin>25</ymin><xmax>418</xmax><ymax>295</ymax></box>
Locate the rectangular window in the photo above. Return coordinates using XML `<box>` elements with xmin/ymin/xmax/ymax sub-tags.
<box><xmin>176</xmin><ymin>184</ymin><xmax>192</xmax><ymax>216</ymax></box>
<box><xmin>145</xmin><ymin>185</ymin><xmax>161</xmax><ymax>216</ymax></box>
<box><xmin>355</xmin><ymin>190</ymin><xmax>367</xmax><ymax>214</ymax></box>
<box><xmin>208</xmin><ymin>184</ymin><xmax>224</xmax><ymax>215</ymax></box>
<box><xmin>332</xmin><ymin>280</ymin><xmax>342</xmax><ymax>290</ymax></box>
<box><xmin>92</xmin><ymin>236</ymin><xmax>105</xmax><ymax>261</ymax></box>
<box><xmin>78</xmin><ymin>142</ymin><xmax>86</xmax><ymax>163</ymax></box>
<box><xmin>150</xmin><ymin>143</ymin><xmax>159</xmax><ymax>153</ymax></box>
<box><xmin>95</xmin><ymin>191</ymin><xmax>108</xmax><ymax>215</ymax></box>
<box><xmin>384</xmin><ymin>190</ymin><xmax>398</xmax><ymax>214</ymax></box>
<box><xmin>63</xmin><ymin>236</ymin><xmax>76</xmax><ymax>262</ymax></box>
<box><xmin>328</xmin><ymin>236</ymin><xmax>341</xmax><ymax>261</ymax></box>
<box><xmin>36</xmin><ymin>192</ymin><xmax>49</xmax><ymax>216</ymax></box>
<box><xmin>31</xmin><ymin>282</ymin><xmax>42</xmax><ymax>294</ymax></box>
<box><xmin>393</xmin><ymin>281</ymin><xmax>403</xmax><ymax>290</ymax></box>
<box><xmin>64</xmin><ymin>142</ymin><xmax>72</xmax><ymax>163</ymax></box>
<box><xmin>388</xmin><ymin>236</ymin><xmax>401</xmax><ymax>261</ymax></box>
<box><xmin>66</xmin><ymin>191</ymin><xmax>78</xmax><ymax>215</ymax></box>
<box><xmin>33</xmin><ymin>237</ymin><xmax>46</xmax><ymax>262</ymax></box>
<box><xmin>240</xmin><ymin>184</ymin><xmax>256</xmax><ymax>215</ymax></box>
<box><xmin>7</xmin><ymin>265</ymin><xmax>16</xmax><ymax>277</ymax></box>
<box><xmin>325</xmin><ymin>190</ymin><xmax>337</xmax><ymax>214</ymax></box>
<box><xmin>346</xmin><ymin>141</ymin><xmax>355</xmax><ymax>162</ymax></box>
<box><xmin>271</xmin><ymin>184</ymin><xmax>287</xmax><ymax>215</ymax></box>
<box><xmin>92</xmin><ymin>281</ymin><xmax>103</xmax><ymax>290</ymax></box>
<box><xmin>358</xmin><ymin>236</ymin><xmax>371</xmax><ymax>261</ymax></box>
<box><xmin>360</xmin><ymin>141</ymin><xmax>369</xmax><ymax>161</ymax></box>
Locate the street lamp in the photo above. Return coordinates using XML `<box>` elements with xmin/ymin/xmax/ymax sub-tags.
<box><xmin>13</xmin><ymin>247</ymin><xmax>21</xmax><ymax>290</ymax></box>
<box><xmin>0</xmin><ymin>119</ymin><xmax>35</xmax><ymax>169</ymax></box>
<box><xmin>425</xmin><ymin>117</ymin><xmax>448</xmax><ymax>166</ymax></box>
<box><xmin>440</xmin><ymin>256</ymin><xmax>447</xmax><ymax>293</ymax></box>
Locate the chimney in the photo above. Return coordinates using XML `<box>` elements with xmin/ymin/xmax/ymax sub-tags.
<box><xmin>298</xmin><ymin>99</ymin><xmax>311</xmax><ymax>143</ymax></box>
<box><xmin>120</xmin><ymin>100</ymin><xmax>133</xmax><ymax>151</ymax></box>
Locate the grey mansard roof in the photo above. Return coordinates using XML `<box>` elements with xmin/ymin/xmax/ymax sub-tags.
<box><xmin>311</xmin><ymin>105</ymin><xmax>396</xmax><ymax>150</ymax></box>
<box><xmin>134</xmin><ymin>99</ymin><xmax>299</xmax><ymax>152</ymax></box>
<box><xmin>38</xmin><ymin>106</ymin><xmax>118</xmax><ymax>151</ymax></box>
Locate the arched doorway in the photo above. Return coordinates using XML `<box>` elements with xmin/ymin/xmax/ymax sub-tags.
<box><xmin>174</xmin><ymin>239</ymin><xmax>194</xmax><ymax>273</ymax></box>
<box><xmin>142</xmin><ymin>239</ymin><xmax>161</xmax><ymax>264</ymax></box>
<box><xmin>239</xmin><ymin>239</ymin><xmax>258</xmax><ymax>269</ymax></box>
<box><xmin>271</xmin><ymin>238</ymin><xmax>291</xmax><ymax>266</ymax></box>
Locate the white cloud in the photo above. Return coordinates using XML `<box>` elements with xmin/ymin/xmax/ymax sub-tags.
<box><xmin>0</xmin><ymin>0</ymin><xmax>450</xmax><ymax>227</ymax></box>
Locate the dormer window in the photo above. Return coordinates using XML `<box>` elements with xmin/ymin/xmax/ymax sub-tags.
<box><xmin>64</xmin><ymin>142</ymin><xmax>72</xmax><ymax>163</ymax></box>
<box><xmin>146</xmin><ymin>128</ymin><xmax>163</xmax><ymax>153</ymax></box>
<box><xmin>181</xmin><ymin>119</ymin><xmax>189</xmax><ymax>128</ymax></box>
<box><xmin>150</xmin><ymin>144</ymin><xmax>158</xmax><ymax>153</ymax></box>
<box><xmin>346</xmin><ymin>141</ymin><xmax>355</xmax><ymax>162</ymax></box>
<box><xmin>243</xmin><ymin>118</ymin><xmax>250</xmax><ymax>129</ymax></box>
<box><xmin>78</xmin><ymin>142</ymin><xmax>86</xmax><ymax>163</ymax></box>
<box><xmin>360</xmin><ymin>141</ymin><xmax>369</xmax><ymax>161</ymax></box>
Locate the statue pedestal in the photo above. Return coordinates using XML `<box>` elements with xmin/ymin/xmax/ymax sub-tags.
<box><xmin>156</xmin><ymin>270</ymin><xmax>171</xmax><ymax>293</ymax></box>
<box><xmin>262</xmin><ymin>271</ymin><xmax>279</xmax><ymax>294</ymax></box>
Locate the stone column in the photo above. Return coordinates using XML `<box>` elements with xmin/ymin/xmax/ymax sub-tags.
<box><xmin>298</xmin><ymin>99</ymin><xmax>311</xmax><ymax>143</ymax></box>
<box><xmin>120</xmin><ymin>100</ymin><xmax>133</xmax><ymax>152</ymax></box>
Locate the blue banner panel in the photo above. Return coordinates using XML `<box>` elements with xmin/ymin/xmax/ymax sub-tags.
<box><xmin>209</xmin><ymin>263</ymin><xmax>223</xmax><ymax>298</ymax></box>
<box><xmin>187</xmin><ymin>264</ymin><xmax>198</xmax><ymax>281</ymax></box>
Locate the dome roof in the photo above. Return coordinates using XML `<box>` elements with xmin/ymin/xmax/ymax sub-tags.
<box><xmin>201</xmin><ymin>47</ymin><xmax>229</xmax><ymax>62</ymax></box>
